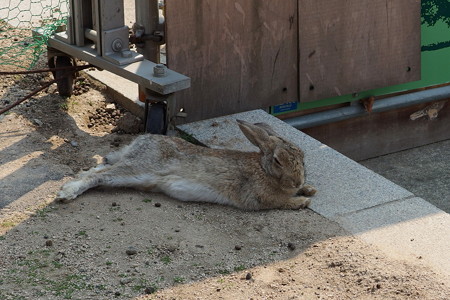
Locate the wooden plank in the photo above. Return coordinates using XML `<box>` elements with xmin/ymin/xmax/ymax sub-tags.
<box><xmin>165</xmin><ymin>0</ymin><xmax>298</xmax><ymax>123</ymax></box>
<box><xmin>298</xmin><ymin>0</ymin><xmax>421</xmax><ymax>102</ymax></box>
<box><xmin>302</xmin><ymin>100</ymin><xmax>450</xmax><ymax>161</ymax></box>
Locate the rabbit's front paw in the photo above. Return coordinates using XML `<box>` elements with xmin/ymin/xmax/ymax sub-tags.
<box><xmin>297</xmin><ymin>184</ymin><xmax>317</xmax><ymax>197</ymax></box>
<box><xmin>284</xmin><ymin>196</ymin><xmax>311</xmax><ymax>210</ymax></box>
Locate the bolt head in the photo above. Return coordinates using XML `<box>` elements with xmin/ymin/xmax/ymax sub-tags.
<box><xmin>112</xmin><ymin>39</ymin><xmax>123</xmax><ymax>52</ymax></box>
<box><xmin>153</xmin><ymin>64</ymin><xmax>167</xmax><ymax>77</ymax></box>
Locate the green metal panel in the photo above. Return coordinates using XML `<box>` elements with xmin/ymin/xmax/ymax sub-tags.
<box><xmin>272</xmin><ymin>0</ymin><xmax>450</xmax><ymax>115</ymax></box>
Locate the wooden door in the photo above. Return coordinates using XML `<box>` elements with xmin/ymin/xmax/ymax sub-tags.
<box><xmin>298</xmin><ymin>0</ymin><xmax>421</xmax><ymax>101</ymax></box>
<box><xmin>165</xmin><ymin>0</ymin><xmax>421</xmax><ymax>122</ymax></box>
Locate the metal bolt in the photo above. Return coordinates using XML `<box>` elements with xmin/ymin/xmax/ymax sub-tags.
<box><xmin>153</xmin><ymin>64</ymin><xmax>167</xmax><ymax>77</ymax></box>
<box><xmin>112</xmin><ymin>38</ymin><xmax>123</xmax><ymax>52</ymax></box>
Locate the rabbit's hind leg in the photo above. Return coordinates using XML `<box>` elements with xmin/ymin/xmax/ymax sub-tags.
<box><xmin>103</xmin><ymin>149</ymin><xmax>125</xmax><ymax>165</ymax></box>
<box><xmin>57</xmin><ymin>167</ymin><xmax>159</xmax><ymax>202</ymax></box>
<box><xmin>56</xmin><ymin>164</ymin><xmax>109</xmax><ymax>202</ymax></box>
<box><xmin>56</xmin><ymin>176</ymin><xmax>98</xmax><ymax>202</ymax></box>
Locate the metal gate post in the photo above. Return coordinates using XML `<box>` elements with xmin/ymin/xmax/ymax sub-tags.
<box><xmin>134</xmin><ymin>0</ymin><xmax>161</xmax><ymax>63</ymax></box>
<box><xmin>64</xmin><ymin>0</ymin><xmax>143</xmax><ymax>65</ymax></box>
<box><xmin>134</xmin><ymin>0</ymin><xmax>176</xmax><ymax>133</ymax></box>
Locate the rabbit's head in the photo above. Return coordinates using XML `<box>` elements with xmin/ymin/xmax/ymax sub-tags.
<box><xmin>237</xmin><ymin>120</ymin><xmax>305</xmax><ymax>193</ymax></box>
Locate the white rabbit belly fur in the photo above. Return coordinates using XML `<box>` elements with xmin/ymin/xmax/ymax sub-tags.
<box><xmin>154</xmin><ymin>175</ymin><xmax>232</xmax><ymax>205</ymax></box>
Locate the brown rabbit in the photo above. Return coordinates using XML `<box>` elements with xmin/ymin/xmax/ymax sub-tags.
<box><xmin>56</xmin><ymin>120</ymin><xmax>316</xmax><ymax>210</ymax></box>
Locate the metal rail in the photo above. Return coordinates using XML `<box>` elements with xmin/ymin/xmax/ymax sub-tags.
<box><xmin>285</xmin><ymin>86</ymin><xmax>450</xmax><ymax>129</ymax></box>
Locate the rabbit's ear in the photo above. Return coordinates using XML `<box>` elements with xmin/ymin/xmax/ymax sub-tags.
<box><xmin>254</xmin><ymin>122</ymin><xmax>278</xmax><ymax>136</ymax></box>
<box><xmin>237</xmin><ymin>120</ymin><xmax>273</xmax><ymax>153</ymax></box>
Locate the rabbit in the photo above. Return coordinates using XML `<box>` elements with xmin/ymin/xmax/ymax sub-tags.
<box><xmin>56</xmin><ymin>120</ymin><xmax>316</xmax><ymax>210</ymax></box>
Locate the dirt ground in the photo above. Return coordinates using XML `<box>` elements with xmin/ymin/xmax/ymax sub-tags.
<box><xmin>1</xmin><ymin>62</ymin><xmax>449</xmax><ymax>300</ymax></box>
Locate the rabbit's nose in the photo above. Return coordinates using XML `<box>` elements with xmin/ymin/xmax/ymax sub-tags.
<box><xmin>294</xmin><ymin>180</ymin><xmax>303</xmax><ymax>188</ymax></box>
<box><xmin>295</xmin><ymin>178</ymin><xmax>305</xmax><ymax>188</ymax></box>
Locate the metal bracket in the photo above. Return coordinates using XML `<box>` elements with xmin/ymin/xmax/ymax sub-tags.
<box><xmin>131</xmin><ymin>23</ymin><xmax>165</xmax><ymax>46</ymax></box>
<box><xmin>102</xmin><ymin>26</ymin><xmax>141</xmax><ymax>65</ymax></box>
<box><xmin>34</xmin><ymin>28</ymin><xmax>190</xmax><ymax>95</ymax></box>
<box><xmin>61</xmin><ymin>0</ymin><xmax>143</xmax><ymax>65</ymax></box>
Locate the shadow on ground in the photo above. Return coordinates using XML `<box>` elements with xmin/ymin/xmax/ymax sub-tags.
<box><xmin>0</xmin><ymin>76</ymin><xmax>448</xmax><ymax>300</ymax></box>
<box><xmin>360</xmin><ymin>139</ymin><xmax>450</xmax><ymax>213</ymax></box>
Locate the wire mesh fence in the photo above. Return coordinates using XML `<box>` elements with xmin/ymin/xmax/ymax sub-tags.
<box><xmin>0</xmin><ymin>0</ymin><xmax>69</xmax><ymax>69</ymax></box>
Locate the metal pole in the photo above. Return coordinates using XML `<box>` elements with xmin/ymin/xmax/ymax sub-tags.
<box><xmin>134</xmin><ymin>0</ymin><xmax>160</xmax><ymax>63</ymax></box>
<box><xmin>285</xmin><ymin>86</ymin><xmax>450</xmax><ymax>130</ymax></box>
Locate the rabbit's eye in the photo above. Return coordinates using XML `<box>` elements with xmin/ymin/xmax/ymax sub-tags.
<box><xmin>273</xmin><ymin>156</ymin><xmax>282</xmax><ymax>166</ymax></box>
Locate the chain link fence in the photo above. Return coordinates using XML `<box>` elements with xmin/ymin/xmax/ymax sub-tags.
<box><xmin>0</xmin><ymin>0</ymin><xmax>69</xmax><ymax>69</ymax></box>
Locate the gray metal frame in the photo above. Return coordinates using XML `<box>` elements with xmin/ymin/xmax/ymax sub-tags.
<box><xmin>34</xmin><ymin>0</ymin><xmax>189</xmax><ymax>96</ymax></box>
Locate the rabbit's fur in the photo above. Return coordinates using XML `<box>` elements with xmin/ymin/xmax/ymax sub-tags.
<box><xmin>56</xmin><ymin>120</ymin><xmax>316</xmax><ymax>210</ymax></box>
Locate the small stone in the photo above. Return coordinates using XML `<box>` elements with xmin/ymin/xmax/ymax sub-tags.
<box><xmin>45</xmin><ymin>240</ymin><xmax>53</xmax><ymax>247</ymax></box>
<box><xmin>234</xmin><ymin>245</ymin><xmax>242</xmax><ymax>251</ymax></box>
<box><xmin>114</xmin><ymin>291</ymin><xmax>121</xmax><ymax>296</ymax></box>
<box><xmin>167</xmin><ymin>245</ymin><xmax>177</xmax><ymax>252</ymax></box>
<box><xmin>287</xmin><ymin>242</ymin><xmax>296</xmax><ymax>251</ymax></box>
<box><xmin>112</xmin><ymin>202</ymin><xmax>118</xmax><ymax>207</ymax></box>
<box><xmin>70</xmin><ymin>141</ymin><xmax>79</xmax><ymax>147</ymax></box>
<box><xmin>105</xmin><ymin>103</ymin><xmax>116</xmax><ymax>112</ymax></box>
<box><xmin>120</xmin><ymin>278</ymin><xmax>132</xmax><ymax>285</ymax></box>
<box><xmin>126</xmin><ymin>247</ymin><xmax>137</xmax><ymax>256</ymax></box>
<box><xmin>33</xmin><ymin>119</ymin><xmax>43</xmax><ymax>127</ymax></box>
<box><xmin>154</xmin><ymin>202</ymin><xmax>161</xmax><ymax>207</ymax></box>
<box><xmin>144</xmin><ymin>287</ymin><xmax>156</xmax><ymax>294</ymax></box>
<box><xmin>245</xmin><ymin>273</ymin><xmax>252</xmax><ymax>280</ymax></box>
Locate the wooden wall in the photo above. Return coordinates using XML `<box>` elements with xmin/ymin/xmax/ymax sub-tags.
<box><xmin>165</xmin><ymin>0</ymin><xmax>421</xmax><ymax>122</ymax></box>
<box><xmin>298</xmin><ymin>0</ymin><xmax>421</xmax><ymax>102</ymax></box>
<box><xmin>165</xmin><ymin>0</ymin><xmax>298</xmax><ymax>122</ymax></box>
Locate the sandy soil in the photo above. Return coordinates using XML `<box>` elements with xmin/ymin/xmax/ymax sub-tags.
<box><xmin>1</xmin><ymin>62</ymin><xmax>449</xmax><ymax>300</ymax></box>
